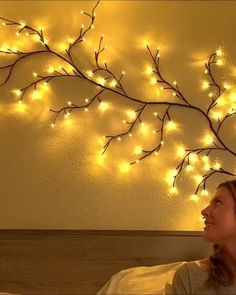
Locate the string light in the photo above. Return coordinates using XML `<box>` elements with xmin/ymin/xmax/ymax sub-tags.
<box><xmin>176</xmin><ymin>146</ymin><xmax>185</xmax><ymax>158</ymax></box>
<box><xmin>190</xmin><ymin>194</ymin><xmax>199</xmax><ymax>202</ymax></box>
<box><xmin>166</xmin><ymin>120</ymin><xmax>177</xmax><ymax>132</ymax></box>
<box><xmin>169</xmin><ymin>187</ymin><xmax>178</xmax><ymax>195</ymax></box>
<box><xmin>0</xmin><ymin>6</ymin><xmax>235</xmax><ymax>197</ymax></box>
<box><xmin>134</xmin><ymin>145</ymin><xmax>142</xmax><ymax>155</ymax></box>
<box><xmin>98</xmin><ymin>101</ymin><xmax>109</xmax><ymax>112</ymax></box>
<box><xmin>201</xmin><ymin>80</ymin><xmax>209</xmax><ymax>90</ymax></box>
<box><xmin>32</xmin><ymin>90</ymin><xmax>41</xmax><ymax>100</ymax></box>
<box><xmin>119</xmin><ymin>162</ymin><xmax>131</xmax><ymax>173</ymax></box>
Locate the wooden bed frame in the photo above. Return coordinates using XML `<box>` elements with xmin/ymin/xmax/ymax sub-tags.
<box><xmin>0</xmin><ymin>230</ymin><xmax>211</xmax><ymax>294</ymax></box>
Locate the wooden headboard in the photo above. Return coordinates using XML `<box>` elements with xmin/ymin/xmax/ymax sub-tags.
<box><xmin>0</xmin><ymin>230</ymin><xmax>211</xmax><ymax>294</ymax></box>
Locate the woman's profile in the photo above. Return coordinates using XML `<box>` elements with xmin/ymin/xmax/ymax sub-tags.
<box><xmin>171</xmin><ymin>179</ymin><xmax>236</xmax><ymax>294</ymax></box>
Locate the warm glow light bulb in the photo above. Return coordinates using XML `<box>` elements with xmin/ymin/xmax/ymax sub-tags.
<box><xmin>127</xmin><ymin>110</ymin><xmax>136</xmax><ymax>120</ymax></box>
<box><xmin>211</xmin><ymin>111</ymin><xmax>223</xmax><ymax>120</ymax></box>
<box><xmin>201</xmin><ymin>80</ymin><xmax>209</xmax><ymax>90</ymax></box>
<box><xmin>201</xmin><ymin>189</ymin><xmax>209</xmax><ymax>197</ymax></box>
<box><xmin>145</xmin><ymin>65</ymin><xmax>153</xmax><ymax>75</ymax></box>
<box><xmin>110</xmin><ymin>80</ymin><xmax>117</xmax><ymax>87</ymax></box>
<box><xmin>150</xmin><ymin>77</ymin><xmax>156</xmax><ymax>84</ymax></box>
<box><xmin>189</xmin><ymin>153</ymin><xmax>198</xmax><ymax>163</ymax></box>
<box><xmin>119</xmin><ymin>162</ymin><xmax>131</xmax><ymax>173</ymax></box>
<box><xmin>169</xmin><ymin>187</ymin><xmax>178</xmax><ymax>195</ymax></box>
<box><xmin>99</xmin><ymin>101</ymin><xmax>109</xmax><ymax>112</ymax></box>
<box><xmin>166</xmin><ymin>121</ymin><xmax>177</xmax><ymax>131</ymax></box>
<box><xmin>216</xmin><ymin>48</ymin><xmax>223</xmax><ymax>57</ymax></box>
<box><xmin>32</xmin><ymin>90</ymin><xmax>41</xmax><ymax>100</ymax></box>
<box><xmin>12</xmin><ymin>89</ymin><xmax>22</xmax><ymax>97</ymax></box>
<box><xmin>194</xmin><ymin>174</ymin><xmax>203</xmax><ymax>184</ymax></box>
<box><xmin>97</xmin><ymin>77</ymin><xmax>105</xmax><ymax>86</ymax></box>
<box><xmin>176</xmin><ymin>146</ymin><xmax>185</xmax><ymax>158</ymax></box>
<box><xmin>166</xmin><ymin>169</ymin><xmax>178</xmax><ymax>186</ymax></box>
<box><xmin>202</xmin><ymin>134</ymin><xmax>214</xmax><ymax>145</ymax></box>
<box><xmin>134</xmin><ymin>145</ymin><xmax>142</xmax><ymax>155</ymax></box>
<box><xmin>186</xmin><ymin>165</ymin><xmax>194</xmax><ymax>172</ymax></box>
<box><xmin>190</xmin><ymin>194</ymin><xmax>199</xmax><ymax>202</ymax></box>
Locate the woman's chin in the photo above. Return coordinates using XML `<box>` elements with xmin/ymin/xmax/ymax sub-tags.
<box><xmin>202</xmin><ymin>229</ymin><xmax>217</xmax><ymax>243</ymax></box>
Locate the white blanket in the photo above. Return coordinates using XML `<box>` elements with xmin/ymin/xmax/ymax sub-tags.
<box><xmin>97</xmin><ymin>261</ymin><xmax>186</xmax><ymax>294</ymax></box>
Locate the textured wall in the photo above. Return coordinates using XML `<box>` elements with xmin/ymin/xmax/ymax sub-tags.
<box><xmin>0</xmin><ymin>1</ymin><xmax>235</xmax><ymax>229</ymax></box>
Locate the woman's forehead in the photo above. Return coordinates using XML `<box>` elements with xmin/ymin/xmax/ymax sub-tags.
<box><xmin>212</xmin><ymin>186</ymin><xmax>234</xmax><ymax>200</ymax></box>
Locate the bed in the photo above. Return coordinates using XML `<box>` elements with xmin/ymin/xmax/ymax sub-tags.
<box><xmin>0</xmin><ymin>230</ymin><xmax>211</xmax><ymax>294</ymax></box>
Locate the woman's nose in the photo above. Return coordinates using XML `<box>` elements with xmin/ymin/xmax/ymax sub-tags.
<box><xmin>201</xmin><ymin>206</ymin><xmax>210</xmax><ymax>218</ymax></box>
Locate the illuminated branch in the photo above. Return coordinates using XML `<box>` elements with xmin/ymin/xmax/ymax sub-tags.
<box><xmin>0</xmin><ymin>1</ymin><xmax>235</xmax><ymax>197</ymax></box>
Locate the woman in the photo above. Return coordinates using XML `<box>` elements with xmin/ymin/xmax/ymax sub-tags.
<box><xmin>171</xmin><ymin>179</ymin><xmax>236</xmax><ymax>294</ymax></box>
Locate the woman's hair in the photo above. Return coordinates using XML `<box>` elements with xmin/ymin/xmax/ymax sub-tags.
<box><xmin>207</xmin><ymin>179</ymin><xmax>236</xmax><ymax>287</ymax></box>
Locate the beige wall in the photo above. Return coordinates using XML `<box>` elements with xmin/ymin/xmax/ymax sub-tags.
<box><xmin>0</xmin><ymin>1</ymin><xmax>235</xmax><ymax>229</ymax></box>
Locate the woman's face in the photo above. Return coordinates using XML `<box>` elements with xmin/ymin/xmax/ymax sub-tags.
<box><xmin>201</xmin><ymin>186</ymin><xmax>236</xmax><ymax>244</ymax></box>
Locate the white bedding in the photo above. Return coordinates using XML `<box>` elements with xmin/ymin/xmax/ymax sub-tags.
<box><xmin>97</xmin><ymin>261</ymin><xmax>186</xmax><ymax>295</ymax></box>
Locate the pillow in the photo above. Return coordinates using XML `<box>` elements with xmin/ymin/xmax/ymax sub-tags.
<box><xmin>97</xmin><ymin>261</ymin><xmax>186</xmax><ymax>294</ymax></box>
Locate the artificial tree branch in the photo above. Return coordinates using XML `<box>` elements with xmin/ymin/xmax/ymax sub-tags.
<box><xmin>0</xmin><ymin>1</ymin><xmax>235</xmax><ymax>195</ymax></box>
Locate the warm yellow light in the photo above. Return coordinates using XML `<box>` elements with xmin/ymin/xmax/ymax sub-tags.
<box><xmin>150</xmin><ymin>77</ymin><xmax>156</xmax><ymax>84</ymax></box>
<box><xmin>51</xmin><ymin>123</ymin><xmax>55</xmax><ymax>128</ymax></box>
<box><xmin>217</xmin><ymin>97</ymin><xmax>226</xmax><ymax>106</ymax></box>
<box><xmin>190</xmin><ymin>194</ymin><xmax>199</xmax><ymax>202</ymax></box>
<box><xmin>64</xmin><ymin>112</ymin><xmax>71</xmax><ymax>119</ymax></box>
<box><xmin>20</xmin><ymin>21</ymin><xmax>26</xmax><ymax>28</ymax></box>
<box><xmin>110</xmin><ymin>80</ymin><xmax>117</xmax><ymax>87</ymax></box>
<box><xmin>134</xmin><ymin>145</ymin><xmax>142</xmax><ymax>155</ymax></box>
<box><xmin>166</xmin><ymin>121</ymin><xmax>177</xmax><ymax>131</ymax></box>
<box><xmin>117</xmin><ymin>137</ymin><xmax>121</xmax><ymax>141</ymax></box>
<box><xmin>216</xmin><ymin>48</ymin><xmax>223</xmax><ymax>57</ymax></box>
<box><xmin>176</xmin><ymin>146</ymin><xmax>185</xmax><ymax>158</ymax></box>
<box><xmin>202</xmin><ymin>134</ymin><xmax>214</xmax><ymax>145</ymax></box>
<box><xmin>194</xmin><ymin>174</ymin><xmax>203</xmax><ymax>183</ymax></box>
<box><xmin>119</xmin><ymin>162</ymin><xmax>131</xmax><ymax>173</ymax></box>
<box><xmin>40</xmin><ymin>82</ymin><xmax>49</xmax><ymax>91</ymax></box>
<box><xmin>211</xmin><ymin>111</ymin><xmax>223</xmax><ymax>120</ymax></box>
<box><xmin>169</xmin><ymin>187</ymin><xmax>178</xmax><ymax>195</ymax></box>
<box><xmin>140</xmin><ymin>122</ymin><xmax>149</xmax><ymax>134</ymax></box>
<box><xmin>96</xmin><ymin>153</ymin><xmax>106</xmax><ymax>166</ymax></box>
<box><xmin>186</xmin><ymin>165</ymin><xmax>194</xmax><ymax>172</ymax></box>
<box><xmin>189</xmin><ymin>153</ymin><xmax>198</xmax><ymax>163</ymax></box>
<box><xmin>166</xmin><ymin>169</ymin><xmax>178</xmax><ymax>186</ymax></box>
<box><xmin>145</xmin><ymin>65</ymin><xmax>153</xmax><ymax>75</ymax></box>
<box><xmin>16</xmin><ymin>100</ymin><xmax>26</xmax><ymax>113</ymax></box>
<box><xmin>97</xmin><ymin>77</ymin><xmax>105</xmax><ymax>86</ymax></box>
<box><xmin>200</xmin><ymin>189</ymin><xmax>209</xmax><ymax>197</ymax></box>
<box><xmin>216</xmin><ymin>59</ymin><xmax>224</xmax><ymax>66</ymax></box>
<box><xmin>32</xmin><ymin>90</ymin><xmax>41</xmax><ymax>100</ymax></box>
<box><xmin>223</xmin><ymin>82</ymin><xmax>231</xmax><ymax>90</ymax></box>
<box><xmin>229</xmin><ymin>92</ymin><xmax>236</xmax><ymax>102</ymax></box>
<box><xmin>32</xmin><ymin>72</ymin><xmax>38</xmax><ymax>77</ymax></box>
<box><xmin>213</xmin><ymin>162</ymin><xmax>221</xmax><ymax>170</ymax></box>
<box><xmin>48</xmin><ymin>67</ymin><xmax>54</xmax><ymax>74</ymax></box>
<box><xmin>203</xmin><ymin>163</ymin><xmax>211</xmax><ymax>171</ymax></box>
<box><xmin>99</xmin><ymin>101</ymin><xmax>109</xmax><ymax>112</ymax></box>
<box><xmin>208</xmin><ymin>92</ymin><xmax>213</xmax><ymax>98</ymax></box>
<box><xmin>67</xmin><ymin>37</ymin><xmax>75</xmax><ymax>44</ymax></box>
<box><xmin>122</xmin><ymin>70</ymin><xmax>126</xmax><ymax>75</ymax></box>
<box><xmin>67</xmin><ymin>101</ymin><xmax>72</xmax><ymax>106</ymax></box>
<box><xmin>127</xmin><ymin>110</ymin><xmax>136</xmax><ymax>120</ymax></box>
<box><xmin>12</xmin><ymin>89</ymin><xmax>22</xmax><ymax>97</ymax></box>
<box><xmin>201</xmin><ymin>80</ymin><xmax>209</xmax><ymax>90</ymax></box>
<box><xmin>202</xmin><ymin>155</ymin><xmax>209</xmax><ymax>163</ymax></box>
<box><xmin>85</xmin><ymin>98</ymin><xmax>89</xmax><ymax>103</ymax></box>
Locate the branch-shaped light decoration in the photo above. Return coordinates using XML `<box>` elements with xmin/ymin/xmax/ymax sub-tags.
<box><xmin>0</xmin><ymin>1</ymin><xmax>236</xmax><ymax>201</ymax></box>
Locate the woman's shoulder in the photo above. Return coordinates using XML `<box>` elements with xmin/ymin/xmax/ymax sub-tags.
<box><xmin>174</xmin><ymin>259</ymin><xmax>209</xmax><ymax>279</ymax></box>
